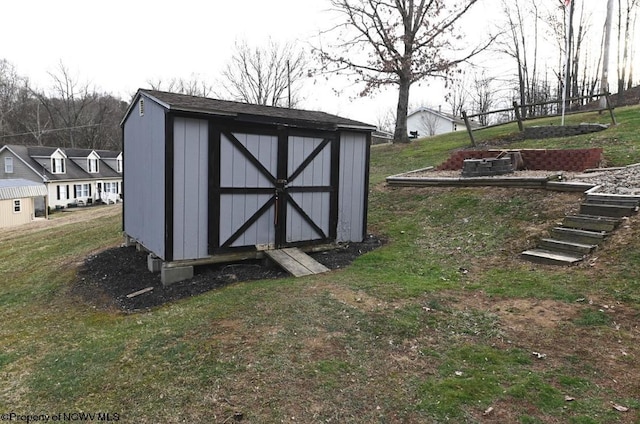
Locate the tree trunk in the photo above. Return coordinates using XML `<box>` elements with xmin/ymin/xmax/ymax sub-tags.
<box><xmin>393</xmin><ymin>77</ymin><xmax>411</xmax><ymax>143</ymax></box>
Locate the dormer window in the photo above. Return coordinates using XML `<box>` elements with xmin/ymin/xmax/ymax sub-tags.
<box><xmin>88</xmin><ymin>158</ymin><xmax>99</xmax><ymax>173</ymax></box>
<box><xmin>52</xmin><ymin>157</ymin><xmax>65</xmax><ymax>174</ymax></box>
<box><xmin>116</xmin><ymin>158</ymin><xmax>123</xmax><ymax>173</ymax></box>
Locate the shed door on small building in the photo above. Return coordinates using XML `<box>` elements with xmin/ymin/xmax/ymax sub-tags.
<box><xmin>216</xmin><ymin>130</ymin><xmax>336</xmax><ymax>251</ymax></box>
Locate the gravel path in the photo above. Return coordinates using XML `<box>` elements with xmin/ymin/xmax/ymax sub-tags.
<box><xmin>567</xmin><ymin>164</ymin><xmax>640</xmax><ymax>195</ymax></box>
<box><xmin>397</xmin><ymin>165</ymin><xmax>640</xmax><ymax>195</ymax></box>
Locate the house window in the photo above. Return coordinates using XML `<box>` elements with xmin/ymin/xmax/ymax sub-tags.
<box><xmin>116</xmin><ymin>159</ymin><xmax>122</xmax><ymax>173</ymax></box>
<box><xmin>13</xmin><ymin>199</ymin><xmax>21</xmax><ymax>213</ymax></box>
<box><xmin>74</xmin><ymin>183</ymin><xmax>90</xmax><ymax>198</ymax></box>
<box><xmin>52</xmin><ymin>158</ymin><xmax>65</xmax><ymax>174</ymax></box>
<box><xmin>139</xmin><ymin>99</ymin><xmax>144</xmax><ymax>116</ymax></box>
<box><xmin>104</xmin><ymin>182</ymin><xmax>118</xmax><ymax>193</ymax></box>
<box><xmin>4</xmin><ymin>157</ymin><xmax>13</xmax><ymax>173</ymax></box>
<box><xmin>57</xmin><ymin>185</ymin><xmax>67</xmax><ymax>200</ymax></box>
<box><xmin>88</xmin><ymin>158</ymin><xmax>99</xmax><ymax>173</ymax></box>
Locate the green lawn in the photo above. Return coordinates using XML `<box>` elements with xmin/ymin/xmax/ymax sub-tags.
<box><xmin>1</xmin><ymin>108</ymin><xmax>639</xmax><ymax>423</ymax></box>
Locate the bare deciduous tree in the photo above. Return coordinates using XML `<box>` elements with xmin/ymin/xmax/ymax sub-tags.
<box><xmin>419</xmin><ymin>111</ymin><xmax>440</xmax><ymax>136</ymax></box>
<box><xmin>315</xmin><ymin>0</ymin><xmax>493</xmax><ymax>143</ymax></box>
<box><xmin>375</xmin><ymin>107</ymin><xmax>396</xmax><ymax>133</ymax></box>
<box><xmin>220</xmin><ymin>39</ymin><xmax>307</xmax><ymax>107</ymax></box>
<box><xmin>445</xmin><ymin>69</ymin><xmax>470</xmax><ymax>118</ymax></box>
<box><xmin>617</xmin><ymin>0</ymin><xmax>639</xmax><ymax>95</ymax></box>
<box><xmin>0</xmin><ymin>59</ymin><xmax>22</xmax><ymax>138</ymax></box>
<box><xmin>33</xmin><ymin>62</ymin><xmax>125</xmax><ymax>149</ymax></box>
<box><xmin>34</xmin><ymin>63</ymin><xmax>97</xmax><ymax>148</ymax></box>
<box><xmin>0</xmin><ymin>59</ymin><xmax>126</xmax><ymax>149</ymax></box>
<box><xmin>147</xmin><ymin>74</ymin><xmax>214</xmax><ymax>97</ymax></box>
<box><xmin>472</xmin><ymin>71</ymin><xmax>495</xmax><ymax>126</ymax></box>
<box><xmin>13</xmin><ymin>89</ymin><xmax>52</xmax><ymax>145</ymax></box>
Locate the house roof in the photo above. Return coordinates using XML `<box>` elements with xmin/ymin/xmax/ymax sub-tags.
<box><xmin>96</xmin><ymin>150</ymin><xmax>122</xmax><ymax>159</ymax></box>
<box><xmin>407</xmin><ymin>106</ymin><xmax>465</xmax><ymax>124</ymax></box>
<box><xmin>1</xmin><ymin>145</ymin><xmax>122</xmax><ymax>182</ymax></box>
<box><xmin>65</xmin><ymin>148</ymin><xmax>99</xmax><ymax>158</ymax></box>
<box><xmin>0</xmin><ymin>178</ymin><xmax>47</xmax><ymax>200</ymax></box>
<box><xmin>124</xmin><ymin>89</ymin><xmax>377</xmax><ymax>132</ymax></box>
<box><xmin>28</xmin><ymin>146</ymin><xmax>64</xmax><ymax>157</ymax></box>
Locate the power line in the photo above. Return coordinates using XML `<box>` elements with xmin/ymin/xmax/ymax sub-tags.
<box><xmin>0</xmin><ymin>123</ymin><xmax>101</xmax><ymax>139</ymax></box>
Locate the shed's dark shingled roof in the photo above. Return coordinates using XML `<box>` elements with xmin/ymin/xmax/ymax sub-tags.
<box><xmin>139</xmin><ymin>89</ymin><xmax>376</xmax><ymax>131</ymax></box>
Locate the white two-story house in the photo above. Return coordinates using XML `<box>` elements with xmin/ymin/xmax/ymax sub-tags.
<box><xmin>0</xmin><ymin>145</ymin><xmax>122</xmax><ymax>213</ymax></box>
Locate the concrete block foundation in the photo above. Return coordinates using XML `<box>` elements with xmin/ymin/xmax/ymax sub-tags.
<box><xmin>161</xmin><ymin>265</ymin><xmax>194</xmax><ymax>286</ymax></box>
<box><xmin>147</xmin><ymin>254</ymin><xmax>162</xmax><ymax>273</ymax></box>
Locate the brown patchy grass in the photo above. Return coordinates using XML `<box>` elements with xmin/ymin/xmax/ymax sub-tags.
<box><xmin>2</xmin><ymin>182</ymin><xmax>640</xmax><ymax>422</ymax></box>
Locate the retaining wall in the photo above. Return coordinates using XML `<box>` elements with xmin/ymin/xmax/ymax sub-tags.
<box><xmin>436</xmin><ymin>148</ymin><xmax>603</xmax><ymax>172</ymax></box>
<box><xmin>523</xmin><ymin>124</ymin><xmax>608</xmax><ymax>139</ymax></box>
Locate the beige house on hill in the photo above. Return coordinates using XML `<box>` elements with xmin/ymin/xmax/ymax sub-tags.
<box><xmin>0</xmin><ymin>179</ymin><xmax>48</xmax><ymax>228</ymax></box>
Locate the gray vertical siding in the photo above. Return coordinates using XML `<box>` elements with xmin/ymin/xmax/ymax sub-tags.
<box><xmin>219</xmin><ymin>133</ymin><xmax>277</xmax><ymax>247</ymax></box>
<box><xmin>0</xmin><ymin>150</ymin><xmax>42</xmax><ymax>182</ymax></box>
<box><xmin>173</xmin><ymin>118</ymin><xmax>209</xmax><ymax>260</ymax></box>
<box><xmin>337</xmin><ymin>132</ymin><xmax>367</xmax><ymax>242</ymax></box>
<box><xmin>123</xmin><ymin>97</ymin><xmax>166</xmax><ymax>258</ymax></box>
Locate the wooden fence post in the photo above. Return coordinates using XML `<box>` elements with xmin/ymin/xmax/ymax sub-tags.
<box><xmin>462</xmin><ymin>111</ymin><xmax>476</xmax><ymax>147</ymax></box>
<box><xmin>604</xmin><ymin>93</ymin><xmax>617</xmax><ymax>125</ymax></box>
<box><xmin>512</xmin><ymin>101</ymin><xmax>524</xmax><ymax>132</ymax></box>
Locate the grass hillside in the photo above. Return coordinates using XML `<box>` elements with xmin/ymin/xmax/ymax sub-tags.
<box><xmin>1</xmin><ymin>108</ymin><xmax>639</xmax><ymax>423</ymax></box>
<box><xmin>371</xmin><ymin>106</ymin><xmax>640</xmax><ymax>184</ymax></box>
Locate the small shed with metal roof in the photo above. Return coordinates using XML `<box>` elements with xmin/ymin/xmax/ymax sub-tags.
<box><xmin>0</xmin><ymin>179</ymin><xmax>48</xmax><ymax>228</ymax></box>
<box><xmin>121</xmin><ymin>89</ymin><xmax>376</xmax><ymax>284</ymax></box>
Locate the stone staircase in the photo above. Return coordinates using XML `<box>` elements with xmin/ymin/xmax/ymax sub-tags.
<box><xmin>521</xmin><ymin>193</ymin><xmax>640</xmax><ymax>265</ymax></box>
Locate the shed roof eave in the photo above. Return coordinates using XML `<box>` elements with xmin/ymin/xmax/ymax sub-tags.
<box><xmin>336</xmin><ymin>124</ymin><xmax>377</xmax><ymax>131</ymax></box>
<box><xmin>167</xmin><ymin>108</ymin><xmax>375</xmax><ymax>132</ymax></box>
<box><xmin>168</xmin><ymin>106</ymin><xmax>238</xmax><ymax>118</ymax></box>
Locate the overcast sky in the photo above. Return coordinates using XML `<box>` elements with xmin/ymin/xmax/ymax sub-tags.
<box><xmin>0</xmin><ymin>0</ymin><xmax>624</xmax><ymax>125</ymax></box>
<box><xmin>0</xmin><ymin>0</ymin><xmax>476</xmax><ymax>124</ymax></box>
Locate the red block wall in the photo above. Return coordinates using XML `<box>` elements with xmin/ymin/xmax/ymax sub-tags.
<box><xmin>436</xmin><ymin>149</ymin><xmax>603</xmax><ymax>172</ymax></box>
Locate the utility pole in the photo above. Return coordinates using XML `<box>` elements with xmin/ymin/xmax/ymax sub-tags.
<box><xmin>600</xmin><ymin>0</ymin><xmax>614</xmax><ymax>109</ymax></box>
<box><xmin>562</xmin><ymin>0</ymin><xmax>575</xmax><ymax>125</ymax></box>
<box><xmin>287</xmin><ymin>60</ymin><xmax>291</xmax><ymax>108</ymax></box>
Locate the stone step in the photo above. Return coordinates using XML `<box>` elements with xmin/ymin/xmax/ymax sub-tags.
<box><xmin>521</xmin><ymin>249</ymin><xmax>584</xmax><ymax>265</ymax></box>
<box><xmin>550</xmin><ymin>227</ymin><xmax>608</xmax><ymax>245</ymax></box>
<box><xmin>584</xmin><ymin>197</ymin><xmax>640</xmax><ymax>207</ymax></box>
<box><xmin>539</xmin><ymin>238</ymin><xmax>597</xmax><ymax>255</ymax></box>
<box><xmin>563</xmin><ymin>215</ymin><xmax>621</xmax><ymax>232</ymax></box>
<box><xmin>586</xmin><ymin>193</ymin><xmax>640</xmax><ymax>205</ymax></box>
<box><xmin>579</xmin><ymin>202</ymin><xmax>638</xmax><ymax>218</ymax></box>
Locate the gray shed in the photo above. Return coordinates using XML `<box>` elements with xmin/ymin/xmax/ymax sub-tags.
<box><xmin>121</xmin><ymin>89</ymin><xmax>375</xmax><ymax>283</ymax></box>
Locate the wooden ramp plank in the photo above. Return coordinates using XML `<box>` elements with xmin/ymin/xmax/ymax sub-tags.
<box><xmin>265</xmin><ymin>248</ymin><xmax>329</xmax><ymax>277</ymax></box>
<box><xmin>282</xmin><ymin>248</ymin><xmax>330</xmax><ymax>274</ymax></box>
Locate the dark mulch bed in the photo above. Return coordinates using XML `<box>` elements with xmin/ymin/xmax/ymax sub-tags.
<box><xmin>72</xmin><ymin>235</ymin><xmax>384</xmax><ymax>312</ymax></box>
